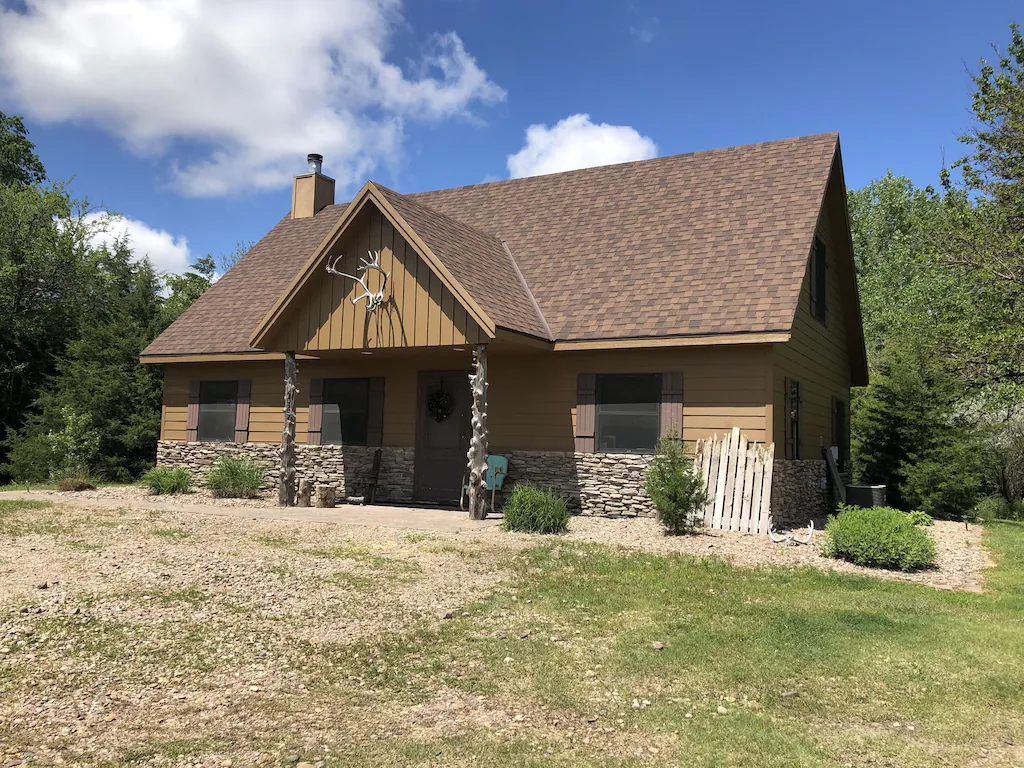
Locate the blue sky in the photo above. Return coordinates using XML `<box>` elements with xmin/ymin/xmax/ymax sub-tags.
<box><xmin>0</xmin><ymin>0</ymin><xmax>1019</xmax><ymax>274</ymax></box>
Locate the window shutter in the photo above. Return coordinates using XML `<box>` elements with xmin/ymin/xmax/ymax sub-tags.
<box><xmin>783</xmin><ymin>377</ymin><xmax>793</xmax><ymax>460</ymax></box>
<box><xmin>822</xmin><ymin>243</ymin><xmax>829</xmax><ymax>322</ymax></box>
<box><xmin>793</xmin><ymin>380</ymin><xmax>802</xmax><ymax>460</ymax></box>
<box><xmin>575</xmin><ymin>373</ymin><xmax>596</xmax><ymax>452</ymax></box>
<box><xmin>831</xmin><ymin>396</ymin><xmax>838</xmax><ymax>449</ymax></box>
<box><xmin>186</xmin><ymin>380</ymin><xmax>200</xmax><ymax>442</ymax></box>
<box><xmin>809</xmin><ymin>253</ymin><xmax>818</xmax><ymax>319</ymax></box>
<box><xmin>308</xmin><ymin>378</ymin><xmax>324</xmax><ymax>446</ymax></box>
<box><xmin>234</xmin><ymin>379</ymin><xmax>251</xmax><ymax>443</ymax></box>
<box><xmin>659</xmin><ymin>371</ymin><xmax>683</xmax><ymax>439</ymax></box>
<box><xmin>367</xmin><ymin>377</ymin><xmax>385</xmax><ymax>447</ymax></box>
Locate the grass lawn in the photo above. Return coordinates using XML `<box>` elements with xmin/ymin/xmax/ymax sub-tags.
<box><xmin>0</xmin><ymin>499</ymin><xmax>1021</xmax><ymax>766</ymax></box>
<box><xmin>351</xmin><ymin>521</ymin><xmax>1023</xmax><ymax>766</ymax></box>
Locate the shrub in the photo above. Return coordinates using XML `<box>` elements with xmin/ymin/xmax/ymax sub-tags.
<box><xmin>46</xmin><ymin>406</ymin><xmax>101</xmax><ymax>483</ymax></box>
<box><xmin>206</xmin><ymin>455</ymin><xmax>265</xmax><ymax>498</ymax></box>
<box><xmin>56</xmin><ymin>477</ymin><xmax>97</xmax><ymax>492</ymax></box>
<box><xmin>974</xmin><ymin>495</ymin><xmax>1024</xmax><ymax>521</ymax></box>
<box><xmin>141</xmin><ymin>466</ymin><xmax>192</xmax><ymax>495</ymax></box>
<box><xmin>823</xmin><ymin>504</ymin><xmax>937</xmax><ymax>571</ymax></box>
<box><xmin>502</xmin><ymin>484</ymin><xmax>569</xmax><ymax>534</ymax></box>
<box><xmin>908</xmin><ymin>509</ymin><xmax>934</xmax><ymax>526</ymax></box>
<box><xmin>645</xmin><ymin>435</ymin><xmax>709</xmax><ymax>535</ymax></box>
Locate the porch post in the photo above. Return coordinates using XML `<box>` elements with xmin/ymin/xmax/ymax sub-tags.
<box><xmin>278</xmin><ymin>350</ymin><xmax>298</xmax><ymax>506</ymax></box>
<box><xmin>466</xmin><ymin>343</ymin><xmax>489</xmax><ymax>520</ymax></box>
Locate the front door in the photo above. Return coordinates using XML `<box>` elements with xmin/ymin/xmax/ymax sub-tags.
<box><xmin>414</xmin><ymin>371</ymin><xmax>472</xmax><ymax>504</ymax></box>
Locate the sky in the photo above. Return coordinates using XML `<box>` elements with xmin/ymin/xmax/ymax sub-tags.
<box><xmin>0</xmin><ymin>0</ymin><xmax>1019</xmax><ymax>276</ymax></box>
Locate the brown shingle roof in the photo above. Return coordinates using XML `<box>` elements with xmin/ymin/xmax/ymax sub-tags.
<box><xmin>374</xmin><ymin>184</ymin><xmax>550</xmax><ymax>339</ymax></box>
<box><xmin>144</xmin><ymin>132</ymin><xmax>839</xmax><ymax>356</ymax></box>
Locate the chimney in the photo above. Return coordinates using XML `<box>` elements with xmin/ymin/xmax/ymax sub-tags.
<box><xmin>291</xmin><ymin>153</ymin><xmax>335</xmax><ymax>218</ymax></box>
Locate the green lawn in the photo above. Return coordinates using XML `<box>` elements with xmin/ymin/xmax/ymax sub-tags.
<box><xmin>1</xmin><ymin>496</ymin><xmax>1020</xmax><ymax>766</ymax></box>
<box><xmin>346</xmin><ymin>521</ymin><xmax>1024</xmax><ymax>766</ymax></box>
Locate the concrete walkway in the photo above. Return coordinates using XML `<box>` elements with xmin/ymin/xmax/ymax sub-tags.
<box><xmin>0</xmin><ymin>490</ymin><xmax>502</xmax><ymax>532</ymax></box>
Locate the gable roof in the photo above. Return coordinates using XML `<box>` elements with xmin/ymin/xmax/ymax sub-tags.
<box><xmin>143</xmin><ymin>132</ymin><xmax>846</xmax><ymax>357</ymax></box>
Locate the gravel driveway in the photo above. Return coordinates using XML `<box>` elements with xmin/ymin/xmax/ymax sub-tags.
<box><xmin>0</xmin><ymin>497</ymin><xmax>990</xmax><ymax>766</ymax></box>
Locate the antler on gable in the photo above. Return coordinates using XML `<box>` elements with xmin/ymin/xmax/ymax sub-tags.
<box><xmin>326</xmin><ymin>250</ymin><xmax>391</xmax><ymax>311</ymax></box>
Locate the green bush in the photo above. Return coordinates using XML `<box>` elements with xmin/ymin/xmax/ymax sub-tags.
<box><xmin>205</xmin><ymin>455</ymin><xmax>265</xmax><ymax>499</ymax></box>
<box><xmin>823</xmin><ymin>504</ymin><xmax>937</xmax><ymax>571</ymax></box>
<box><xmin>908</xmin><ymin>509</ymin><xmax>934</xmax><ymax>526</ymax></box>
<box><xmin>502</xmin><ymin>484</ymin><xmax>569</xmax><ymax>534</ymax></box>
<box><xmin>645</xmin><ymin>435</ymin><xmax>709</xmax><ymax>535</ymax></box>
<box><xmin>974</xmin><ymin>495</ymin><xmax>1024</xmax><ymax>521</ymax></box>
<box><xmin>141</xmin><ymin>466</ymin><xmax>192</xmax><ymax>495</ymax></box>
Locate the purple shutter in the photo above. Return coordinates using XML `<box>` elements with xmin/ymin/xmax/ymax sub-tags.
<box><xmin>186</xmin><ymin>381</ymin><xmax>200</xmax><ymax>442</ymax></box>
<box><xmin>575</xmin><ymin>373</ymin><xmax>596</xmax><ymax>452</ymax></box>
<box><xmin>308</xmin><ymin>378</ymin><xmax>324</xmax><ymax>445</ymax></box>
<box><xmin>660</xmin><ymin>372</ymin><xmax>683</xmax><ymax>439</ymax></box>
<box><xmin>367</xmin><ymin>377</ymin><xmax>385</xmax><ymax>447</ymax></box>
<box><xmin>234</xmin><ymin>379</ymin><xmax>251</xmax><ymax>443</ymax></box>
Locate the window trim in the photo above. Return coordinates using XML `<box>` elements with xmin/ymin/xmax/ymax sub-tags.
<box><xmin>196</xmin><ymin>379</ymin><xmax>239</xmax><ymax>443</ymax></box>
<box><xmin>785</xmin><ymin>378</ymin><xmax>802</xmax><ymax>460</ymax></box>
<box><xmin>594</xmin><ymin>373</ymin><xmax>662</xmax><ymax>454</ymax></box>
<box><xmin>810</xmin><ymin>237</ymin><xmax>828</xmax><ymax>326</ymax></box>
<box><xmin>320</xmin><ymin>376</ymin><xmax>372</xmax><ymax>447</ymax></box>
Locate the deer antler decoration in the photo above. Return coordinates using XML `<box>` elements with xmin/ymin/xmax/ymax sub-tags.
<box><xmin>768</xmin><ymin>520</ymin><xmax>814</xmax><ymax>546</ymax></box>
<box><xmin>326</xmin><ymin>250</ymin><xmax>391</xmax><ymax>312</ymax></box>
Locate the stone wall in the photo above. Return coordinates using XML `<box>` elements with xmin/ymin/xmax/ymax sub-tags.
<box><xmin>156</xmin><ymin>441</ymin><xmax>414</xmax><ymax>502</ymax></box>
<box><xmin>770</xmin><ymin>459</ymin><xmax>828</xmax><ymax>528</ymax></box>
<box><xmin>157</xmin><ymin>441</ymin><xmax>819</xmax><ymax>524</ymax></box>
<box><xmin>503</xmin><ymin>450</ymin><xmax>655</xmax><ymax>516</ymax></box>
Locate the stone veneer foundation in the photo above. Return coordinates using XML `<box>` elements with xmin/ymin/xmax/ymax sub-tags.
<box><xmin>769</xmin><ymin>460</ymin><xmax>829</xmax><ymax>528</ymax></box>
<box><xmin>157</xmin><ymin>442</ymin><xmax>824</xmax><ymax>522</ymax></box>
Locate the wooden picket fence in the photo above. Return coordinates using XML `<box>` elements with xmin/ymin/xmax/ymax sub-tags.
<box><xmin>693</xmin><ymin>427</ymin><xmax>775</xmax><ymax>534</ymax></box>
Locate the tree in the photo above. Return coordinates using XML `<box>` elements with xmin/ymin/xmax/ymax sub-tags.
<box><xmin>215</xmin><ymin>240</ymin><xmax>254</xmax><ymax>274</ymax></box>
<box><xmin>852</xmin><ymin>334</ymin><xmax>984</xmax><ymax>517</ymax></box>
<box><xmin>937</xmin><ymin>23</ymin><xmax>1024</xmax><ymax>411</ymax></box>
<box><xmin>0</xmin><ymin>111</ymin><xmax>46</xmax><ymax>187</ymax></box>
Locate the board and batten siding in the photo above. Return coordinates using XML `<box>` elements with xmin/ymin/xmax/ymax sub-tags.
<box><xmin>160</xmin><ymin>345</ymin><xmax>772</xmax><ymax>451</ymax></box>
<box><xmin>772</xmin><ymin>179</ymin><xmax>853</xmax><ymax>460</ymax></box>
<box><xmin>264</xmin><ymin>206</ymin><xmax>485</xmax><ymax>352</ymax></box>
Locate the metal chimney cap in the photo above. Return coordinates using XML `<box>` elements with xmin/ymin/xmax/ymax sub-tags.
<box><xmin>306</xmin><ymin>153</ymin><xmax>324</xmax><ymax>174</ymax></box>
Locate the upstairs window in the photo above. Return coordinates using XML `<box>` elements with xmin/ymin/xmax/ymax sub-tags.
<box><xmin>809</xmin><ymin>237</ymin><xmax>827</xmax><ymax>324</ymax></box>
<box><xmin>197</xmin><ymin>381</ymin><xmax>238</xmax><ymax>442</ymax></box>
<box><xmin>595</xmin><ymin>374</ymin><xmax>660</xmax><ymax>452</ymax></box>
<box><xmin>322</xmin><ymin>378</ymin><xmax>370</xmax><ymax>445</ymax></box>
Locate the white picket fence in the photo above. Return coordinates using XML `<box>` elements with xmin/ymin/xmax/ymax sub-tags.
<box><xmin>694</xmin><ymin>427</ymin><xmax>775</xmax><ymax>534</ymax></box>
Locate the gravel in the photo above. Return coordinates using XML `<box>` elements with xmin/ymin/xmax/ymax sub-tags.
<box><xmin>0</xmin><ymin>497</ymin><xmax>990</xmax><ymax>765</ymax></box>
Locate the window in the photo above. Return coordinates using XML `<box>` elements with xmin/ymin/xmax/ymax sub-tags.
<box><xmin>322</xmin><ymin>378</ymin><xmax>370</xmax><ymax>445</ymax></box>
<box><xmin>595</xmin><ymin>374</ymin><xmax>660</xmax><ymax>453</ymax></box>
<box><xmin>810</xmin><ymin>237</ymin><xmax>827</xmax><ymax>324</ymax></box>
<box><xmin>785</xmin><ymin>379</ymin><xmax>802</xmax><ymax>459</ymax></box>
<box><xmin>197</xmin><ymin>380</ymin><xmax>237</xmax><ymax>442</ymax></box>
<box><xmin>833</xmin><ymin>398</ymin><xmax>848</xmax><ymax>471</ymax></box>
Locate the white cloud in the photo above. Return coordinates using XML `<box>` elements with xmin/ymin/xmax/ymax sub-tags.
<box><xmin>630</xmin><ymin>17</ymin><xmax>660</xmax><ymax>44</ymax></box>
<box><xmin>84</xmin><ymin>212</ymin><xmax>191</xmax><ymax>275</ymax></box>
<box><xmin>506</xmin><ymin>114</ymin><xmax>658</xmax><ymax>179</ymax></box>
<box><xmin>0</xmin><ymin>1</ymin><xmax>505</xmax><ymax>196</ymax></box>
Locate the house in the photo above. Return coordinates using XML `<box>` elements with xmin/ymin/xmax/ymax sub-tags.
<box><xmin>142</xmin><ymin>133</ymin><xmax>867</xmax><ymax>523</ymax></box>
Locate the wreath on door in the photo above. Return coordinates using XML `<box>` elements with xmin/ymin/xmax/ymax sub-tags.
<box><xmin>427</xmin><ymin>381</ymin><xmax>455</xmax><ymax>423</ymax></box>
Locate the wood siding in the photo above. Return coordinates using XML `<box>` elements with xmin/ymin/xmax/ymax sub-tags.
<box><xmin>772</xmin><ymin>176</ymin><xmax>853</xmax><ymax>460</ymax></box>
<box><xmin>264</xmin><ymin>207</ymin><xmax>485</xmax><ymax>352</ymax></box>
<box><xmin>160</xmin><ymin>345</ymin><xmax>772</xmax><ymax>450</ymax></box>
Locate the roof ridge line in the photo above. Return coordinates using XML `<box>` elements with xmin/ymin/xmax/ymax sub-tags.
<box><xmin>501</xmin><ymin>239</ymin><xmax>553</xmax><ymax>342</ymax></box>
<box><xmin>406</xmin><ymin>132</ymin><xmax>840</xmax><ymax>197</ymax></box>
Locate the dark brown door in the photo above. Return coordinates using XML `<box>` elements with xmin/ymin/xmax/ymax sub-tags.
<box><xmin>415</xmin><ymin>371</ymin><xmax>471</xmax><ymax>504</ymax></box>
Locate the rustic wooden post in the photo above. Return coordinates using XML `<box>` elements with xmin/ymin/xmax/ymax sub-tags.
<box><xmin>297</xmin><ymin>478</ymin><xmax>312</xmax><ymax>507</ymax></box>
<box><xmin>278</xmin><ymin>351</ymin><xmax>298</xmax><ymax>507</ymax></box>
<box><xmin>466</xmin><ymin>344</ymin><xmax>489</xmax><ymax>520</ymax></box>
<box><xmin>314</xmin><ymin>485</ymin><xmax>336</xmax><ymax>508</ymax></box>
